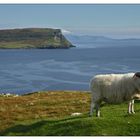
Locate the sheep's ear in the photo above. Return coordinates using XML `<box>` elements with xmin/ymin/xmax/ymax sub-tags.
<box><xmin>134</xmin><ymin>72</ymin><xmax>140</xmax><ymax>78</ymax></box>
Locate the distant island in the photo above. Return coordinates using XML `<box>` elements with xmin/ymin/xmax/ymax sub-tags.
<box><xmin>65</xmin><ymin>34</ymin><xmax>140</xmax><ymax>48</ymax></box>
<box><xmin>0</xmin><ymin>28</ymin><xmax>75</xmax><ymax>49</ymax></box>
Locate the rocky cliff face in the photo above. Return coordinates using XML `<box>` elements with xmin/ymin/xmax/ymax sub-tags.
<box><xmin>0</xmin><ymin>28</ymin><xmax>75</xmax><ymax>49</ymax></box>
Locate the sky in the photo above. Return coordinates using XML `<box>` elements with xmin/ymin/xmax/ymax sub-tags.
<box><xmin>0</xmin><ymin>4</ymin><xmax>140</xmax><ymax>38</ymax></box>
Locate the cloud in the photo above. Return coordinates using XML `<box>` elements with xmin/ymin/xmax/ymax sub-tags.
<box><xmin>61</xmin><ymin>29</ymin><xmax>72</xmax><ymax>35</ymax></box>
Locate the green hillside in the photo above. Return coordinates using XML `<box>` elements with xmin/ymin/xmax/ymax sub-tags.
<box><xmin>0</xmin><ymin>91</ymin><xmax>140</xmax><ymax>136</ymax></box>
<box><xmin>0</xmin><ymin>28</ymin><xmax>75</xmax><ymax>49</ymax></box>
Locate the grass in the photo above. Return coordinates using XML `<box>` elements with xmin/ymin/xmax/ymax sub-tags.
<box><xmin>0</xmin><ymin>90</ymin><xmax>140</xmax><ymax>136</ymax></box>
<box><xmin>0</xmin><ymin>42</ymin><xmax>35</xmax><ymax>49</ymax></box>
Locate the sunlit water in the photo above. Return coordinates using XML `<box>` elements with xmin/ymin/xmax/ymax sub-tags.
<box><xmin>0</xmin><ymin>46</ymin><xmax>140</xmax><ymax>94</ymax></box>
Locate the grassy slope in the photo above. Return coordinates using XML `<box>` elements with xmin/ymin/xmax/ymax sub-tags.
<box><xmin>0</xmin><ymin>91</ymin><xmax>140</xmax><ymax>136</ymax></box>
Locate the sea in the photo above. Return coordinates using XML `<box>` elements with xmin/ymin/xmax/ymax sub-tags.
<box><xmin>0</xmin><ymin>44</ymin><xmax>140</xmax><ymax>95</ymax></box>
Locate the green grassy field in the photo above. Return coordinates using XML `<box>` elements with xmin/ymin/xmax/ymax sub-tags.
<box><xmin>0</xmin><ymin>91</ymin><xmax>140</xmax><ymax>136</ymax></box>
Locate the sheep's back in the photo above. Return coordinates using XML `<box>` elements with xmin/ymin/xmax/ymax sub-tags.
<box><xmin>90</xmin><ymin>73</ymin><xmax>135</xmax><ymax>103</ymax></box>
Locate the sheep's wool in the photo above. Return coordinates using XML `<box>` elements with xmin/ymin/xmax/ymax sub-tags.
<box><xmin>90</xmin><ymin>73</ymin><xmax>140</xmax><ymax>104</ymax></box>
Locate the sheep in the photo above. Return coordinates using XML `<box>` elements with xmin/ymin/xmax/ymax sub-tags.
<box><xmin>89</xmin><ymin>72</ymin><xmax>140</xmax><ymax>117</ymax></box>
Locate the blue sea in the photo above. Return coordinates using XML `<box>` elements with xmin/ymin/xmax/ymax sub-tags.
<box><xmin>0</xmin><ymin>45</ymin><xmax>140</xmax><ymax>94</ymax></box>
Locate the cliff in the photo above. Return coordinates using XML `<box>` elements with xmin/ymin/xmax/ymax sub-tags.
<box><xmin>0</xmin><ymin>28</ymin><xmax>75</xmax><ymax>49</ymax></box>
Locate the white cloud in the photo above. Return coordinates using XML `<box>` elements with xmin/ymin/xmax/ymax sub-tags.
<box><xmin>61</xmin><ymin>29</ymin><xmax>72</xmax><ymax>35</ymax></box>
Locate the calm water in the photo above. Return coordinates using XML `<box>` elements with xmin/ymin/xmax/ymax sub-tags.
<box><xmin>0</xmin><ymin>46</ymin><xmax>140</xmax><ymax>94</ymax></box>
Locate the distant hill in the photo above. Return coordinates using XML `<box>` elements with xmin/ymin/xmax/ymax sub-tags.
<box><xmin>0</xmin><ymin>28</ymin><xmax>75</xmax><ymax>49</ymax></box>
<box><xmin>65</xmin><ymin>34</ymin><xmax>140</xmax><ymax>48</ymax></box>
<box><xmin>65</xmin><ymin>34</ymin><xmax>113</xmax><ymax>43</ymax></box>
